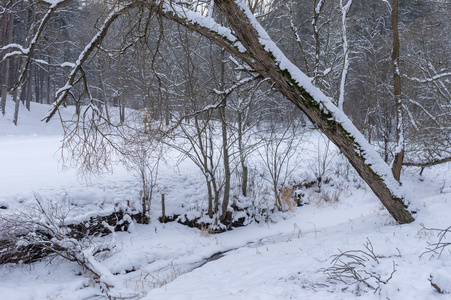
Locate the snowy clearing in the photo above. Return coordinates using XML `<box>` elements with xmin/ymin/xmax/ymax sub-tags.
<box><xmin>1</xmin><ymin>100</ymin><xmax>450</xmax><ymax>299</ymax></box>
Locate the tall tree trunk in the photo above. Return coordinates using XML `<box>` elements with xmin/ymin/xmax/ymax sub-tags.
<box><xmin>219</xmin><ymin>49</ymin><xmax>231</xmax><ymax>221</ymax></box>
<box><xmin>13</xmin><ymin>87</ymin><xmax>22</xmax><ymax>126</ymax></box>
<box><xmin>26</xmin><ymin>63</ymin><xmax>33</xmax><ymax>111</ymax></box>
<box><xmin>46</xmin><ymin>54</ymin><xmax>51</xmax><ymax>104</ymax></box>
<box><xmin>220</xmin><ymin>104</ymin><xmax>231</xmax><ymax>221</ymax></box>
<box><xmin>312</xmin><ymin>0</ymin><xmax>325</xmax><ymax>82</ymax></box>
<box><xmin>36</xmin><ymin>64</ymin><xmax>42</xmax><ymax>104</ymax></box>
<box><xmin>1</xmin><ymin>6</ymin><xmax>14</xmax><ymax>115</ymax></box>
<box><xmin>391</xmin><ymin>0</ymin><xmax>404</xmax><ymax>181</ymax></box>
<box><xmin>0</xmin><ymin>85</ymin><xmax>7</xmax><ymax>116</ymax></box>
<box><xmin>238</xmin><ymin>110</ymin><xmax>248</xmax><ymax>197</ymax></box>
<box><xmin>208</xmin><ymin>127</ymin><xmax>220</xmax><ymax>215</ymax></box>
<box><xmin>338</xmin><ymin>0</ymin><xmax>353</xmax><ymax>111</ymax></box>
<box><xmin>194</xmin><ymin>116</ymin><xmax>214</xmax><ymax>218</ymax></box>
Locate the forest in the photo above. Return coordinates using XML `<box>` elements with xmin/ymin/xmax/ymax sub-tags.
<box><xmin>1</xmin><ymin>0</ymin><xmax>451</xmax><ymax>299</ymax></box>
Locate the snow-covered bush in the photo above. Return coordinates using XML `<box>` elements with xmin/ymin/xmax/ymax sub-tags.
<box><xmin>0</xmin><ymin>195</ymin><xmax>127</xmax><ymax>294</ymax></box>
<box><xmin>256</xmin><ymin>119</ymin><xmax>306</xmax><ymax>211</ymax></box>
<box><xmin>119</xmin><ymin>117</ymin><xmax>165</xmax><ymax>224</ymax></box>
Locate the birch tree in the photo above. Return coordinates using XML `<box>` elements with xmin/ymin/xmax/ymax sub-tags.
<box><xmin>338</xmin><ymin>0</ymin><xmax>352</xmax><ymax>111</ymax></box>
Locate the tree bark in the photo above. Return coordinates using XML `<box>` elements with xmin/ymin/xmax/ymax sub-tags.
<box><xmin>238</xmin><ymin>110</ymin><xmax>248</xmax><ymax>197</ymax></box>
<box><xmin>26</xmin><ymin>63</ymin><xmax>33</xmax><ymax>111</ymax></box>
<box><xmin>391</xmin><ymin>0</ymin><xmax>404</xmax><ymax>181</ymax></box>
<box><xmin>220</xmin><ymin>104</ymin><xmax>231</xmax><ymax>221</ymax></box>
<box><xmin>13</xmin><ymin>88</ymin><xmax>21</xmax><ymax>126</ymax></box>
<box><xmin>219</xmin><ymin>49</ymin><xmax>231</xmax><ymax>221</ymax></box>
<box><xmin>1</xmin><ymin>6</ymin><xmax>13</xmax><ymax>115</ymax></box>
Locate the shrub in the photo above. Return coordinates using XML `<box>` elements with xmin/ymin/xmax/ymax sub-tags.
<box><xmin>319</xmin><ymin>239</ymin><xmax>397</xmax><ymax>295</ymax></box>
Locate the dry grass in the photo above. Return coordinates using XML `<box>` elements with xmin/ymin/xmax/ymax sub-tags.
<box><xmin>124</xmin><ymin>262</ymin><xmax>182</xmax><ymax>296</ymax></box>
<box><xmin>200</xmin><ymin>223</ymin><xmax>213</xmax><ymax>237</ymax></box>
<box><xmin>280</xmin><ymin>184</ymin><xmax>297</xmax><ymax>211</ymax></box>
<box><xmin>308</xmin><ymin>189</ymin><xmax>342</xmax><ymax>206</ymax></box>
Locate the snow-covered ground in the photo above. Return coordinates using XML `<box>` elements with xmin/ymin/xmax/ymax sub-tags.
<box><xmin>1</xmin><ymin>100</ymin><xmax>450</xmax><ymax>299</ymax></box>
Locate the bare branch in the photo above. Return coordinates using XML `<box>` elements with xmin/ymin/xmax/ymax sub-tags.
<box><xmin>404</xmin><ymin>72</ymin><xmax>451</xmax><ymax>83</ymax></box>
<box><xmin>43</xmin><ymin>2</ymin><xmax>140</xmax><ymax>122</ymax></box>
<box><xmin>403</xmin><ymin>157</ymin><xmax>451</xmax><ymax>168</ymax></box>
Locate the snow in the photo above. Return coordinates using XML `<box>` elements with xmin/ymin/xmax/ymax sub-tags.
<box><xmin>61</xmin><ymin>62</ymin><xmax>76</xmax><ymax>68</ymax></box>
<box><xmin>0</xmin><ymin>43</ymin><xmax>29</xmax><ymax>54</ymax></box>
<box><xmin>43</xmin><ymin>0</ymin><xmax>66</xmax><ymax>6</ymax></box>
<box><xmin>162</xmin><ymin>2</ymin><xmax>246</xmax><ymax>53</ymax></box>
<box><xmin>1</xmin><ymin>100</ymin><xmax>451</xmax><ymax>299</ymax></box>
<box><xmin>55</xmin><ymin>84</ymin><xmax>73</xmax><ymax>96</ymax></box>
<box><xmin>0</xmin><ymin>44</ymin><xmax>29</xmax><ymax>61</ymax></box>
<box><xmin>315</xmin><ymin>0</ymin><xmax>325</xmax><ymax>15</ymax></box>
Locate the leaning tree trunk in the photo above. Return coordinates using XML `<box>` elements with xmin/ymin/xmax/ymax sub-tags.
<box><xmin>213</xmin><ymin>0</ymin><xmax>413</xmax><ymax>224</ymax></box>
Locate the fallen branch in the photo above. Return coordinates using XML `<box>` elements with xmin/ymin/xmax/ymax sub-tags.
<box><xmin>403</xmin><ymin>157</ymin><xmax>451</xmax><ymax>168</ymax></box>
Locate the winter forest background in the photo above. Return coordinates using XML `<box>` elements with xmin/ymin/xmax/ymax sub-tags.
<box><xmin>1</xmin><ymin>0</ymin><xmax>451</xmax><ymax>299</ymax></box>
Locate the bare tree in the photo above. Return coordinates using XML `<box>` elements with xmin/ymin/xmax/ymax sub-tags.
<box><xmin>120</xmin><ymin>120</ymin><xmax>164</xmax><ymax>224</ymax></box>
<box><xmin>257</xmin><ymin>116</ymin><xmax>304</xmax><ymax>210</ymax></box>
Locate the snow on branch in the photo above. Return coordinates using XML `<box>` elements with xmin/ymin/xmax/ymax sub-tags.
<box><xmin>26</xmin><ymin>57</ymin><xmax>77</xmax><ymax>68</ymax></box>
<box><xmin>213</xmin><ymin>76</ymin><xmax>255</xmax><ymax>95</ymax></box>
<box><xmin>338</xmin><ymin>0</ymin><xmax>353</xmax><ymax>111</ymax></box>
<box><xmin>315</xmin><ymin>0</ymin><xmax>325</xmax><ymax>15</ymax></box>
<box><xmin>42</xmin><ymin>0</ymin><xmax>67</xmax><ymax>5</ymax></box>
<box><xmin>407</xmin><ymin>98</ymin><xmax>441</xmax><ymax>127</ymax></box>
<box><xmin>167</xmin><ymin>76</ymin><xmax>258</xmax><ymax>132</ymax></box>
<box><xmin>380</xmin><ymin>0</ymin><xmax>392</xmax><ymax>13</ymax></box>
<box><xmin>229</xmin><ymin>56</ymin><xmax>255</xmax><ymax>73</ymax></box>
<box><xmin>0</xmin><ymin>44</ymin><xmax>29</xmax><ymax>61</ymax></box>
<box><xmin>161</xmin><ymin>1</ymin><xmax>246</xmax><ymax>52</ymax></box>
<box><xmin>404</xmin><ymin>72</ymin><xmax>451</xmax><ymax>83</ymax></box>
